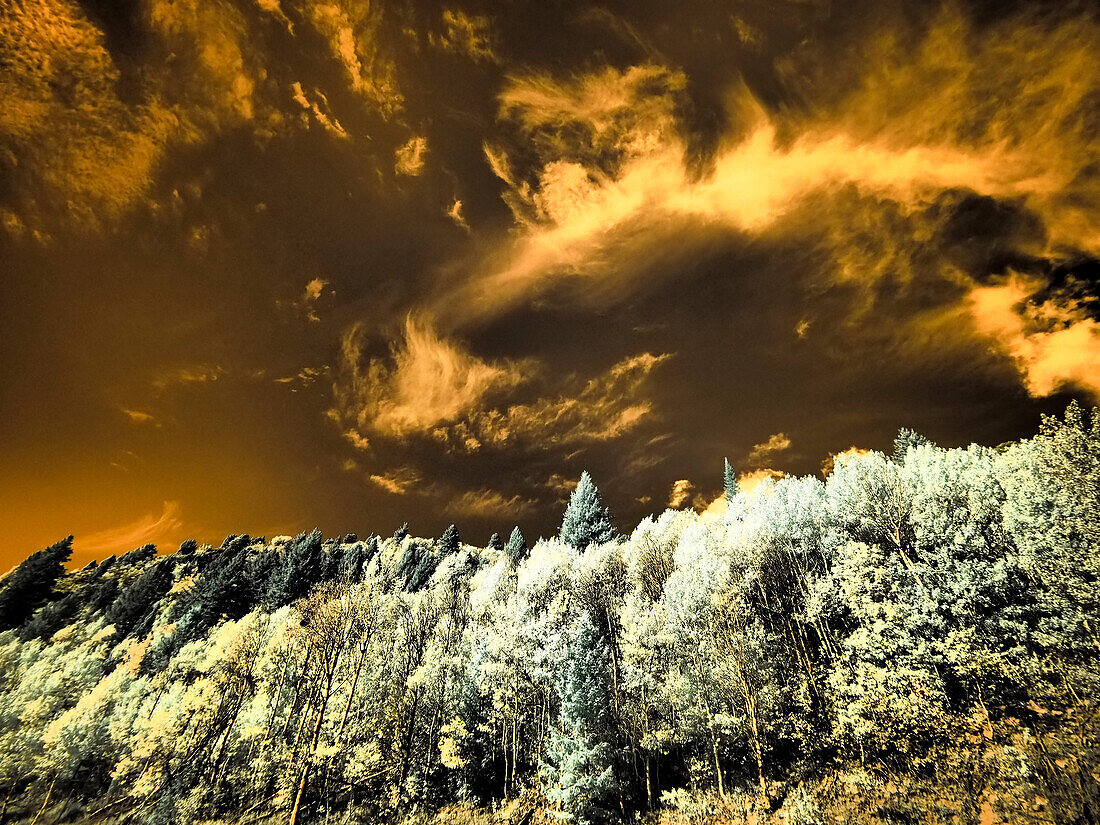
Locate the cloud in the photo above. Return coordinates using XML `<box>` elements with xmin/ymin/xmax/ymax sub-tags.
<box><xmin>445</xmin><ymin>489</ymin><xmax>535</xmax><ymax>520</ymax></box>
<box><xmin>745</xmin><ymin>433</ymin><xmax>792</xmax><ymax>467</ymax></box>
<box><xmin>332</xmin><ymin>316</ymin><xmax>529</xmax><ymax>440</ymax></box>
<box><xmin>78</xmin><ymin>501</ymin><xmax>185</xmax><ymax>555</ymax></box>
<box><xmin>302</xmin><ymin>0</ymin><xmax>402</xmax><ymax>116</ymax></box>
<box><xmin>153</xmin><ymin>364</ymin><xmax>227</xmax><ymax>391</ymax></box>
<box><xmin>450</xmin><ymin>352</ymin><xmax>671</xmax><ymax>451</ymax></box>
<box><xmin>0</xmin><ymin>0</ymin><xmax>263</xmax><ymax>235</ymax></box>
<box><xmin>122</xmin><ymin>409</ymin><xmax>156</xmax><ymax>425</ymax></box>
<box><xmin>968</xmin><ymin>276</ymin><xmax>1100</xmax><ymax>399</ymax></box>
<box><xmin>424</xmin><ymin>9</ymin><xmax>1099</xmax><ymax>334</ymax></box>
<box><xmin>737</xmin><ymin>468</ymin><xmax>785</xmax><ymax>494</ymax></box>
<box><xmin>446</xmin><ymin>199</ymin><xmax>469</xmax><ymax>231</ymax></box>
<box><xmin>395</xmin><ymin>136</ymin><xmax>428</xmax><ymax>176</ymax></box>
<box><xmin>290</xmin><ymin>82</ymin><xmax>348</xmax><ymax>138</ymax></box>
<box><xmin>667</xmin><ymin>479</ymin><xmax>694</xmax><ymax>509</ymax></box>
<box><xmin>331</xmin><ymin>314</ymin><xmax>669</xmax><ymax>453</ymax></box>
<box><xmin>433</xmin><ymin>10</ymin><xmax>496</xmax><ymax>63</ymax></box>
<box><xmin>368</xmin><ymin>467</ymin><xmax>420</xmax><ymax>495</ymax></box>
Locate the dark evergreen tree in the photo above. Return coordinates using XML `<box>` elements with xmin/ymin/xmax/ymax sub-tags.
<box><xmin>118</xmin><ymin>543</ymin><xmax>157</xmax><ymax>567</ymax></box>
<box><xmin>86</xmin><ymin>575</ymin><xmax>120</xmax><ymax>614</ymax></box>
<box><xmin>487</xmin><ymin>533</ymin><xmax>505</xmax><ymax>554</ymax></box>
<box><xmin>504</xmin><ymin>526</ymin><xmax>529</xmax><ymax>565</ymax></box>
<box><xmin>393</xmin><ymin>522</ymin><xmax>409</xmax><ymax>543</ymax></box>
<box><xmin>246</xmin><ymin>547</ymin><xmax>280</xmax><ymax>596</ymax></box>
<box><xmin>0</xmin><ymin>536</ymin><xmax>73</xmax><ymax>631</ymax></box>
<box><xmin>321</xmin><ymin>543</ymin><xmax>345</xmax><ymax>581</ymax></box>
<box><xmin>19</xmin><ymin>592</ymin><xmax>82</xmax><ymax>642</ymax></box>
<box><xmin>560</xmin><ymin>472</ymin><xmax>616</xmax><ymax>552</ymax></box>
<box><xmin>440</xmin><ymin>524</ymin><xmax>461</xmax><ymax>556</ymax></box>
<box><xmin>108</xmin><ymin>559</ymin><xmax>174</xmax><ymax>638</ymax></box>
<box><xmin>339</xmin><ymin>543</ymin><xmax>366</xmax><ymax>582</ymax></box>
<box><xmin>177</xmin><ymin>539</ymin><xmax>198</xmax><ymax>555</ymax></box>
<box><xmin>723</xmin><ymin>457</ymin><xmax>738</xmax><ymax>503</ymax></box>
<box><xmin>265</xmin><ymin>530</ymin><xmax>325</xmax><ymax>607</ymax></box>
<box><xmin>395</xmin><ymin>540</ymin><xmax>437</xmax><ymax>592</ymax></box>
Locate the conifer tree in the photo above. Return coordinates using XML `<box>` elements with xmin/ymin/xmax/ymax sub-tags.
<box><xmin>488</xmin><ymin>532</ymin><xmax>505</xmax><ymax>554</ymax></box>
<box><xmin>0</xmin><ymin>535</ymin><xmax>73</xmax><ymax>631</ymax></box>
<box><xmin>544</xmin><ymin>614</ymin><xmax>620</xmax><ymax>824</ymax></box>
<box><xmin>560</xmin><ymin>472</ymin><xmax>616</xmax><ymax>552</ymax></box>
<box><xmin>504</xmin><ymin>526</ymin><xmax>529</xmax><ymax>565</ymax></box>
<box><xmin>723</xmin><ymin>458</ymin><xmax>737</xmax><ymax>503</ymax></box>
<box><xmin>265</xmin><ymin>529</ymin><xmax>324</xmax><ymax>607</ymax></box>
<box><xmin>440</xmin><ymin>523</ymin><xmax>461</xmax><ymax>556</ymax></box>
<box><xmin>108</xmin><ymin>558</ymin><xmax>174</xmax><ymax>638</ymax></box>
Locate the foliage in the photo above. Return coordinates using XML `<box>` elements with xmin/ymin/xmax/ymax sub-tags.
<box><xmin>0</xmin><ymin>409</ymin><xmax>1097</xmax><ymax>825</ymax></box>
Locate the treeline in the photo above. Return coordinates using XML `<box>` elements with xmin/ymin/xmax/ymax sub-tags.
<box><xmin>0</xmin><ymin>404</ymin><xmax>1098</xmax><ymax>825</ymax></box>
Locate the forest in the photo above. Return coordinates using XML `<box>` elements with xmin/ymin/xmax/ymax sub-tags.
<box><xmin>0</xmin><ymin>403</ymin><xmax>1097</xmax><ymax>825</ymax></box>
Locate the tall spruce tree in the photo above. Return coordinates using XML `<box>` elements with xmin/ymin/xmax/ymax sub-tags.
<box><xmin>440</xmin><ymin>523</ymin><xmax>461</xmax><ymax>556</ymax></box>
<box><xmin>504</xmin><ymin>526</ymin><xmax>529</xmax><ymax>565</ymax></box>
<box><xmin>560</xmin><ymin>472</ymin><xmax>616</xmax><ymax>551</ymax></box>
<box><xmin>266</xmin><ymin>529</ymin><xmax>324</xmax><ymax>607</ymax></box>
<box><xmin>723</xmin><ymin>457</ymin><xmax>737</xmax><ymax>503</ymax></box>
<box><xmin>543</xmin><ymin>614</ymin><xmax>621</xmax><ymax>824</ymax></box>
<box><xmin>0</xmin><ymin>536</ymin><xmax>73</xmax><ymax>631</ymax></box>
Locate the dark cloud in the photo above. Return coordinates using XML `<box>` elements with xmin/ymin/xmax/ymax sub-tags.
<box><xmin>2</xmin><ymin>0</ymin><xmax>1098</xmax><ymax>564</ymax></box>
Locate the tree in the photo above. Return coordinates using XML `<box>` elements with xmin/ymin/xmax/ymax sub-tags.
<box><xmin>394</xmin><ymin>540</ymin><xmax>437</xmax><ymax>592</ymax></box>
<box><xmin>893</xmin><ymin>427</ymin><xmax>931</xmax><ymax>461</ymax></box>
<box><xmin>560</xmin><ymin>472</ymin><xmax>616</xmax><ymax>552</ymax></box>
<box><xmin>723</xmin><ymin>458</ymin><xmax>737</xmax><ymax>504</ymax></box>
<box><xmin>108</xmin><ymin>559</ymin><xmax>174</xmax><ymax>638</ymax></box>
<box><xmin>488</xmin><ymin>533</ymin><xmax>505</xmax><ymax>554</ymax></box>
<box><xmin>543</xmin><ymin>614</ymin><xmax>621</xmax><ymax>824</ymax></box>
<box><xmin>266</xmin><ymin>530</ymin><xmax>325</xmax><ymax>607</ymax></box>
<box><xmin>440</xmin><ymin>524</ymin><xmax>461</xmax><ymax>556</ymax></box>
<box><xmin>504</xmin><ymin>527</ymin><xmax>529</xmax><ymax>565</ymax></box>
<box><xmin>118</xmin><ymin>543</ymin><xmax>157</xmax><ymax>567</ymax></box>
<box><xmin>0</xmin><ymin>536</ymin><xmax>73</xmax><ymax>631</ymax></box>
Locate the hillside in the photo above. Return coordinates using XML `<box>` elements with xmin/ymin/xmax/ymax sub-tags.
<box><xmin>0</xmin><ymin>404</ymin><xmax>1097</xmax><ymax>825</ymax></box>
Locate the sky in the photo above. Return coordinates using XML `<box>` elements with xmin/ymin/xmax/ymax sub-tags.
<box><xmin>1</xmin><ymin>0</ymin><xmax>1098</xmax><ymax>568</ymax></box>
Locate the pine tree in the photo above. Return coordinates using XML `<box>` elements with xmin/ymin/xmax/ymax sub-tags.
<box><xmin>0</xmin><ymin>536</ymin><xmax>73</xmax><ymax>631</ymax></box>
<box><xmin>488</xmin><ymin>532</ymin><xmax>505</xmax><ymax>554</ymax></box>
<box><xmin>504</xmin><ymin>526</ymin><xmax>529</xmax><ymax>565</ymax></box>
<box><xmin>108</xmin><ymin>559</ymin><xmax>174</xmax><ymax>638</ymax></box>
<box><xmin>543</xmin><ymin>614</ymin><xmax>620</xmax><ymax>824</ymax></box>
<box><xmin>893</xmin><ymin>427</ymin><xmax>931</xmax><ymax>461</ymax></box>
<box><xmin>395</xmin><ymin>539</ymin><xmax>437</xmax><ymax>592</ymax></box>
<box><xmin>118</xmin><ymin>543</ymin><xmax>157</xmax><ymax>567</ymax></box>
<box><xmin>440</xmin><ymin>523</ymin><xmax>461</xmax><ymax>556</ymax></box>
<box><xmin>266</xmin><ymin>529</ymin><xmax>325</xmax><ymax>607</ymax></box>
<box><xmin>560</xmin><ymin>472</ymin><xmax>616</xmax><ymax>552</ymax></box>
<box><xmin>393</xmin><ymin>522</ymin><xmax>410</xmax><ymax>543</ymax></box>
<box><xmin>723</xmin><ymin>458</ymin><xmax>738</xmax><ymax>503</ymax></box>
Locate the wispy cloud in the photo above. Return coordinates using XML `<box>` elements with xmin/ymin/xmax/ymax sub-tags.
<box><xmin>78</xmin><ymin>501</ymin><xmax>185</xmax><ymax>555</ymax></box>
<box><xmin>368</xmin><ymin>467</ymin><xmax>420</xmax><ymax>495</ymax></box>
<box><xmin>445</xmin><ymin>488</ymin><xmax>535</xmax><ymax>519</ymax></box>
<box><xmin>395</xmin><ymin>136</ymin><xmax>428</xmax><ymax>176</ymax></box>
<box><xmin>745</xmin><ymin>433</ymin><xmax>792</xmax><ymax>468</ymax></box>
